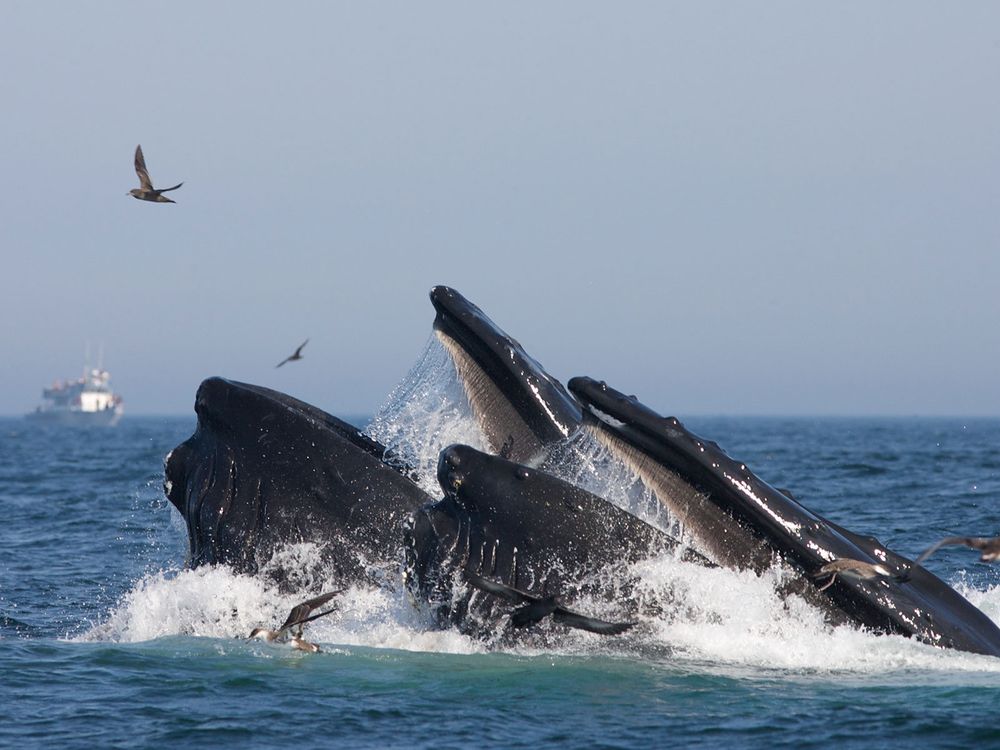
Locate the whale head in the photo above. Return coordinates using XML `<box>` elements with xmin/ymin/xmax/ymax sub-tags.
<box><xmin>429</xmin><ymin>285</ymin><xmax>582</xmax><ymax>465</ymax></box>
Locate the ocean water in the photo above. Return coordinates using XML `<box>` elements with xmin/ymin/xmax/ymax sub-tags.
<box><xmin>3</xmin><ymin>399</ymin><xmax>1000</xmax><ymax>748</ymax></box>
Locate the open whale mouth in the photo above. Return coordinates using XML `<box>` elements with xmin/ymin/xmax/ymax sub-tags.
<box><xmin>568</xmin><ymin>376</ymin><xmax>776</xmax><ymax>574</ymax></box>
<box><xmin>566</xmin><ymin>375</ymin><xmax>893</xmax><ymax>577</ymax></box>
<box><xmin>429</xmin><ymin>285</ymin><xmax>582</xmax><ymax>465</ymax></box>
<box><xmin>567</xmin><ymin>376</ymin><xmax>1000</xmax><ymax>656</ymax></box>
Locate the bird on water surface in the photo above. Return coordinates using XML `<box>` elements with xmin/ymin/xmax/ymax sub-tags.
<box><xmin>248</xmin><ymin>590</ymin><xmax>343</xmax><ymax>653</ymax></box>
<box><xmin>128</xmin><ymin>144</ymin><xmax>183</xmax><ymax>203</ymax></box>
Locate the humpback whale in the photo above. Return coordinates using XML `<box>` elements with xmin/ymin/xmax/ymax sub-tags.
<box><xmin>161</xmin><ymin>286</ymin><xmax>1000</xmax><ymax>657</ymax></box>
<box><xmin>430</xmin><ymin>286</ymin><xmax>582</xmax><ymax>465</ymax></box>
<box><xmin>404</xmin><ymin>443</ymin><xmax>710</xmax><ymax>637</ymax></box>
<box><xmin>164</xmin><ymin>377</ymin><xmax>432</xmax><ymax>581</ymax></box>
<box><xmin>567</xmin><ymin>376</ymin><xmax>1000</xmax><ymax>657</ymax></box>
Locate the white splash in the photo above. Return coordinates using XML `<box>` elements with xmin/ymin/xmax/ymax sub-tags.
<box><xmin>79</xmin><ymin>543</ymin><xmax>484</xmax><ymax>655</ymax></box>
<box><xmin>625</xmin><ymin>553</ymin><xmax>1000</xmax><ymax>675</ymax></box>
<box><xmin>366</xmin><ymin>336</ymin><xmax>489</xmax><ymax>496</ymax></box>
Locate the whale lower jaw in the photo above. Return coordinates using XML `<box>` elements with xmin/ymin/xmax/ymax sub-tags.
<box><xmin>583</xmin><ymin>415</ymin><xmax>774</xmax><ymax>574</ymax></box>
<box><xmin>567</xmin><ymin>375</ymin><xmax>1000</xmax><ymax>657</ymax></box>
<box><xmin>436</xmin><ymin>330</ymin><xmax>550</xmax><ymax>466</ymax></box>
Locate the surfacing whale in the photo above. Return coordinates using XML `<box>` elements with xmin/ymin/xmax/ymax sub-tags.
<box><xmin>404</xmin><ymin>443</ymin><xmax>711</xmax><ymax>638</ymax></box>
<box><xmin>160</xmin><ymin>285</ymin><xmax>1000</xmax><ymax>657</ymax></box>
<box><xmin>164</xmin><ymin>377</ymin><xmax>432</xmax><ymax>582</ymax></box>
<box><xmin>567</xmin><ymin>376</ymin><xmax>1000</xmax><ymax>657</ymax></box>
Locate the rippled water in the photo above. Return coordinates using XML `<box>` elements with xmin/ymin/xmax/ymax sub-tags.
<box><xmin>3</xmin><ymin>401</ymin><xmax>1000</xmax><ymax>748</ymax></box>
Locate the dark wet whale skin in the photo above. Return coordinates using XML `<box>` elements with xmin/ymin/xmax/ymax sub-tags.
<box><xmin>165</xmin><ymin>377</ymin><xmax>432</xmax><ymax>581</ymax></box>
<box><xmin>568</xmin><ymin>376</ymin><xmax>1000</xmax><ymax>658</ymax></box>
<box><xmin>404</xmin><ymin>443</ymin><xmax>710</xmax><ymax>635</ymax></box>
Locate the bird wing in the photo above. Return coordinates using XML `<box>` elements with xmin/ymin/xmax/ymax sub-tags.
<box><xmin>276</xmin><ymin>339</ymin><xmax>309</xmax><ymax>367</ymax></box>
<box><xmin>467</xmin><ymin>572</ymin><xmax>633</xmax><ymax>635</ymax></box>
<box><xmin>134</xmin><ymin>145</ymin><xmax>153</xmax><ymax>190</ymax></box>
<box><xmin>510</xmin><ymin>599</ymin><xmax>559</xmax><ymax>628</ymax></box>
<box><xmin>298</xmin><ymin>590</ymin><xmax>341</xmax><ymax>611</ymax></box>
<box><xmin>158</xmin><ymin>182</ymin><xmax>183</xmax><ymax>192</ymax></box>
<box><xmin>279</xmin><ymin>603</ymin><xmax>312</xmax><ymax>632</ymax></box>
<box><xmin>277</xmin><ymin>590</ymin><xmax>343</xmax><ymax>632</ymax></box>
<box><xmin>812</xmin><ymin>561</ymin><xmax>838</xmax><ymax>578</ymax></box>
<box><xmin>914</xmin><ymin>536</ymin><xmax>980</xmax><ymax>566</ymax></box>
<box><xmin>813</xmin><ymin>558</ymin><xmax>876</xmax><ymax>578</ymax></box>
<box><xmin>283</xmin><ymin>606</ymin><xmax>339</xmax><ymax>632</ymax></box>
<box><xmin>465</xmin><ymin>571</ymin><xmax>535</xmax><ymax>605</ymax></box>
<box><xmin>552</xmin><ymin>608</ymin><xmax>637</xmax><ymax>635</ymax></box>
<box><xmin>812</xmin><ymin>559</ymin><xmax>849</xmax><ymax>578</ymax></box>
<box><xmin>967</xmin><ymin>537</ymin><xmax>997</xmax><ymax>553</ymax></box>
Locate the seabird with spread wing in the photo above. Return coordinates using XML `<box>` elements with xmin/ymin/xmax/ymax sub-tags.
<box><xmin>129</xmin><ymin>144</ymin><xmax>183</xmax><ymax>203</ymax></box>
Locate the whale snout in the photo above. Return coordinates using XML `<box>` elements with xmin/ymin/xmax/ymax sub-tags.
<box><xmin>429</xmin><ymin>285</ymin><xmax>457</xmax><ymax>310</ymax></box>
<box><xmin>163</xmin><ymin>442</ymin><xmax>192</xmax><ymax>513</ymax></box>
<box><xmin>429</xmin><ymin>285</ymin><xmax>468</xmax><ymax>334</ymax></box>
<box><xmin>194</xmin><ymin>377</ymin><xmax>235</xmax><ymax>425</ymax></box>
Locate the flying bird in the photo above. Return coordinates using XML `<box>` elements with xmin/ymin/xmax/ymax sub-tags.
<box><xmin>129</xmin><ymin>144</ymin><xmax>183</xmax><ymax>203</ymax></box>
<box><xmin>811</xmin><ymin>558</ymin><xmax>896</xmax><ymax>592</ymax></box>
<box><xmin>248</xmin><ymin>589</ymin><xmax>343</xmax><ymax>653</ymax></box>
<box><xmin>914</xmin><ymin>536</ymin><xmax>1000</xmax><ymax>566</ymax></box>
<box><xmin>465</xmin><ymin>571</ymin><xmax>636</xmax><ymax>635</ymax></box>
<box><xmin>276</xmin><ymin>339</ymin><xmax>309</xmax><ymax>368</ymax></box>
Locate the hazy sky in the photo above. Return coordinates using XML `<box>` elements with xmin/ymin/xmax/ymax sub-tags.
<box><xmin>1</xmin><ymin>3</ymin><xmax>998</xmax><ymax>416</ymax></box>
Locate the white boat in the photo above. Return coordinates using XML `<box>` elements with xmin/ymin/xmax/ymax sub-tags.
<box><xmin>25</xmin><ymin>367</ymin><xmax>124</xmax><ymax>426</ymax></box>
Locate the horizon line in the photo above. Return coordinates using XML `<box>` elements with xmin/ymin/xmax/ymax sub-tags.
<box><xmin>4</xmin><ymin>412</ymin><xmax>1000</xmax><ymax>421</ymax></box>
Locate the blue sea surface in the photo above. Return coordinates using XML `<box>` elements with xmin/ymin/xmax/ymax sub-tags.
<box><xmin>2</xmin><ymin>414</ymin><xmax>1000</xmax><ymax>749</ymax></box>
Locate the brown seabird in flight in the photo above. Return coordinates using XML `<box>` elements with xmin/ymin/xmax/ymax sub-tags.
<box><xmin>248</xmin><ymin>589</ymin><xmax>343</xmax><ymax>653</ymax></box>
<box><xmin>811</xmin><ymin>558</ymin><xmax>896</xmax><ymax>592</ymax></box>
<box><xmin>276</xmin><ymin>339</ymin><xmax>309</xmax><ymax>368</ymax></box>
<box><xmin>465</xmin><ymin>571</ymin><xmax>636</xmax><ymax>635</ymax></box>
<box><xmin>129</xmin><ymin>144</ymin><xmax>183</xmax><ymax>203</ymax></box>
<box><xmin>913</xmin><ymin>535</ymin><xmax>1000</xmax><ymax>566</ymax></box>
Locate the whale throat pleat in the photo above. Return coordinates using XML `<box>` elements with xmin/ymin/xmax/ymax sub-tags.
<box><xmin>585</xmin><ymin>422</ymin><xmax>773</xmax><ymax>573</ymax></box>
<box><xmin>438</xmin><ymin>332</ymin><xmax>544</xmax><ymax>465</ymax></box>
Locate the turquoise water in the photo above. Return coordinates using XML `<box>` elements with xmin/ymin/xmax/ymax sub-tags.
<box><xmin>3</xmin><ymin>414</ymin><xmax>1000</xmax><ymax>748</ymax></box>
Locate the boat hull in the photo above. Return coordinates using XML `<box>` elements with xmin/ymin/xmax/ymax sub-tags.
<box><xmin>24</xmin><ymin>406</ymin><xmax>123</xmax><ymax>427</ymax></box>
